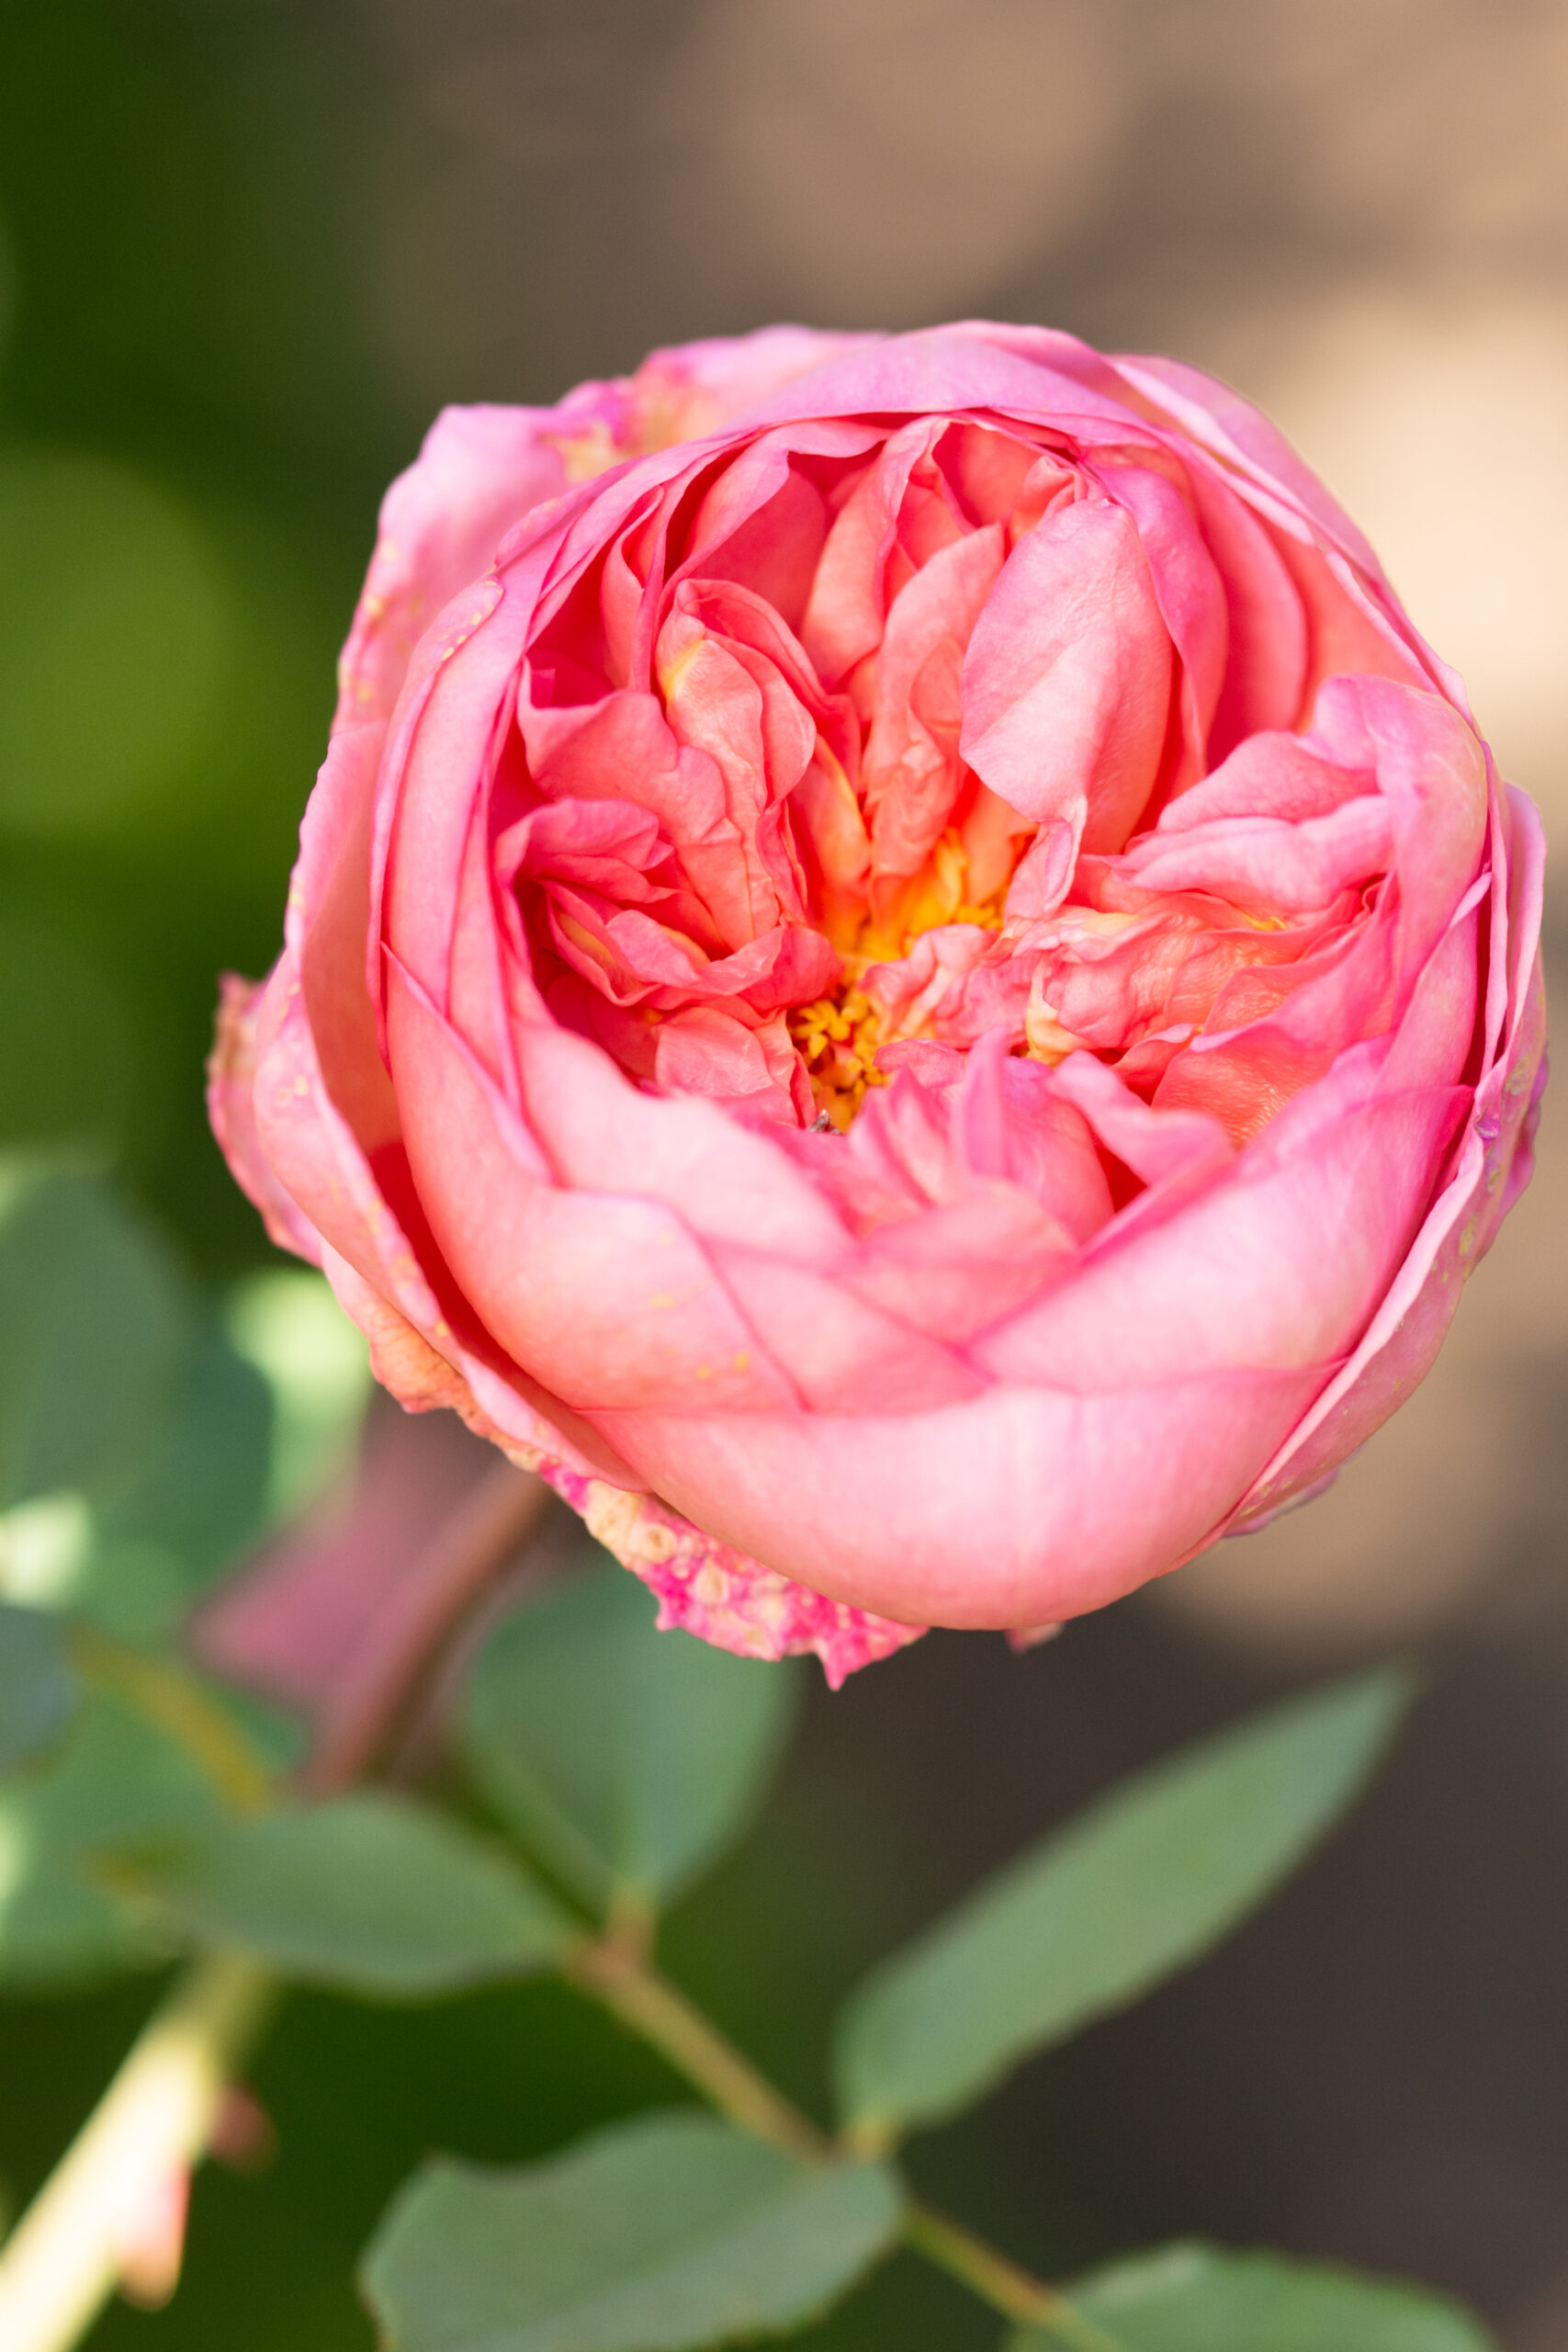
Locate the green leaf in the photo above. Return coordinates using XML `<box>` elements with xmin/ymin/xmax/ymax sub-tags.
<box><xmin>835</xmin><ymin>1668</ymin><xmax>1412</xmax><ymax>2140</ymax></box>
<box><xmin>0</xmin><ymin>1689</ymin><xmax>223</xmax><ymax>1986</ymax></box>
<box><xmin>361</xmin><ymin>2109</ymin><xmax>903</xmax><ymax>2352</ymax></box>
<box><xmin>0</xmin><ymin>1317</ymin><xmax>275</xmax><ymax>1639</ymax></box>
<box><xmin>0</xmin><ymin>1601</ymin><xmax>76</xmax><ymax>1772</ymax></box>
<box><xmin>459</xmin><ymin>1555</ymin><xmax>800</xmax><ymax>1913</ymax></box>
<box><xmin>72</xmin><ymin>1322</ymin><xmax>275</xmax><ymax>1640</ymax></box>
<box><xmin>0</xmin><ymin>1158</ymin><xmax>186</xmax><ymax>1513</ymax></box>
<box><xmin>136</xmin><ymin>1792</ymin><xmax>572</xmax><ymax>1996</ymax></box>
<box><xmin>225</xmin><ymin>1266</ymin><xmax>370</xmax><ymax>1523</ymax></box>
<box><xmin>1008</xmin><ymin>2241</ymin><xmax>1495</xmax><ymax>2351</ymax></box>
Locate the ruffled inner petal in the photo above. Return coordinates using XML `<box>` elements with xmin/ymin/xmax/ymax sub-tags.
<box><xmin>481</xmin><ymin>388</ymin><xmax>1487</xmax><ymax>1253</ymax></box>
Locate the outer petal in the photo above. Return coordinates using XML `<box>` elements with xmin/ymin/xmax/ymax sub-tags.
<box><xmin>632</xmin><ymin>326</ymin><xmax>883</xmax><ymax>445</ymax></box>
<box><xmin>976</xmin><ymin>1057</ymin><xmax>1467</xmax><ymax>1386</ymax></box>
<box><xmin>337</xmin><ymin>404</ymin><xmax>579</xmax><ymax>731</ymax></box>
<box><xmin>207</xmin><ymin>972</ymin><xmax>324</xmax><ymax>1264</ymax></box>
<box><xmin>219</xmin><ymin>970</ymin><xmax>903</xmax><ymax>1690</ymax></box>
<box><xmin>386</xmin><ymin>955</ymin><xmax>801</xmax><ymax>1415</ymax></box>
<box><xmin>592</xmin><ymin>1362</ymin><xmax>1328</xmax><ymax>1630</ymax></box>
<box><xmin>727</xmin><ymin>326</ymin><xmax>1145</xmax><ymax>440</ymax></box>
<box><xmin>558</xmin><ymin>1476</ymin><xmax>921</xmax><ymax>1688</ymax></box>
<box><xmin>1110</xmin><ymin>348</ymin><xmax>1456</xmax><ymax>704</ymax></box>
<box><xmin>1224</xmin><ymin>784</ymin><xmax>1546</xmax><ymax>1530</ymax></box>
<box><xmin>1110</xmin><ymin>351</ymin><xmax>1391</xmax><ymax>588</ymax></box>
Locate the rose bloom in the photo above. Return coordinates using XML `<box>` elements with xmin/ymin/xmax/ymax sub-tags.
<box><xmin>211</xmin><ymin>323</ymin><xmax>1545</xmax><ymax>1683</ymax></box>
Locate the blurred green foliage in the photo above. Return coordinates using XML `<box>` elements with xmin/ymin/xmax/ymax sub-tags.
<box><xmin>460</xmin><ymin>1560</ymin><xmax>804</xmax><ymax>1915</ymax></box>
<box><xmin>363</xmin><ymin>2115</ymin><xmax>904</xmax><ymax>2352</ymax></box>
<box><xmin>0</xmin><ymin>2</ymin><xmax>585</xmax><ymax>2269</ymax></box>
<box><xmin>138</xmin><ymin>1794</ymin><xmax>571</xmax><ymax>1996</ymax></box>
<box><xmin>0</xmin><ymin>2</ymin><xmax>423</xmax><ymax>1272</ymax></box>
<box><xmin>1011</xmin><ymin>2245</ymin><xmax>1494</xmax><ymax>2352</ymax></box>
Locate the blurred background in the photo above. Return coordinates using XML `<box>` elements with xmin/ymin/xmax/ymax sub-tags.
<box><xmin>3</xmin><ymin>1</ymin><xmax>1568</xmax><ymax>2343</ymax></box>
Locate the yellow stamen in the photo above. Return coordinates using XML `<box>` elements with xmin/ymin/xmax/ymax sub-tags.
<box><xmin>789</xmin><ymin>827</ymin><xmax>1023</xmax><ymax>1125</ymax></box>
<box><xmin>786</xmin><ymin>985</ymin><xmax>890</xmax><ymax>1129</ymax></box>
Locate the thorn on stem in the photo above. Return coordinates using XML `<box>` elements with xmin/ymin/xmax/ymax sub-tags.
<box><xmin>209</xmin><ymin>2085</ymin><xmax>276</xmax><ymax>2176</ymax></box>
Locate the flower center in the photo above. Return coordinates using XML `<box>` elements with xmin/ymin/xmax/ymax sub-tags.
<box><xmin>787</xmin><ymin>827</ymin><xmax>1019</xmax><ymax>1127</ymax></box>
<box><xmin>786</xmin><ymin>986</ymin><xmax>888</xmax><ymax>1126</ymax></box>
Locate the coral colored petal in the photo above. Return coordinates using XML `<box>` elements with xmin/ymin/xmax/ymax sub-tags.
<box><xmin>387</xmin><ymin>957</ymin><xmax>798</xmax><ymax>1415</ymax></box>
<box><xmin>712</xmin><ymin>1244</ymin><xmax>985</xmax><ymax>1412</ymax></box>
<box><xmin>1227</xmin><ymin>788</ymin><xmax>1546</xmax><ymax>1528</ymax></box>
<box><xmin>978</xmin><ymin>1058</ymin><xmax>1466</xmax><ymax>1386</ymax></box>
<box><xmin>514</xmin><ymin>1018</ymin><xmax>848</xmax><ymax>1260</ymax></box>
<box><xmin>632</xmin><ymin>326</ymin><xmax>883</xmax><ymax>445</ymax></box>
<box><xmin>208</xmin><ymin>973</ymin><xmax>324</xmax><ymax>1264</ymax></box>
<box><xmin>338</xmin><ymin>404</ymin><xmax>587</xmax><ymax>732</ymax></box>
<box><xmin>961</xmin><ymin>498</ymin><xmax>1174</xmax><ymax>853</ymax></box>
<box><xmin>551</xmin><ymin>1476</ymin><xmax>923</xmax><ymax>1685</ymax></box>
<box><xmin>592</xmin><ymin>1363</ymin><xmax>1327</xmax><ymax>1631</ymax></box>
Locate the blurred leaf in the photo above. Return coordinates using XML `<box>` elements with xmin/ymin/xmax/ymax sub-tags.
<box><xmin>73</xmin><ymin>1320</ymin><xmax>274</xmax><ymax>1640</ymax></box>
<box><xmin>210</xmin><ymin>1683</ymin><xmax>311</xmax><ymax>1781</ymax></box>
<box><xmin>835</xmin><ymin>1669</ymin><xmax>1412</xmax><ymax>2140</ymax></box>
<box><xmin>0</xmin><ymin>1242</ymin><xmax>272</xmax><ymax>1639</ymax></box>
<box><xmin>0</xmin><ymin>1689</ymin><xmax>222</xmax><ymax>1987</ymax></box>
<box><xmin>460</xmin><ymin>1556</ymin><xmax>801</xmax><ymax>1915</ymax></box>
<box><xmin>136</xmin><ymin>1792</ymin><xmax>572</xmax><ymax>1996</ymax></box>
<box><xmin>0</xmin><ymin>1492</ymin><xmax>92</xmax><ymax>1610</ymax></box>
<box><xmin>0</xmin><ymin>1157</ymin><xmax>186</xmax><ymax>1515</ymax></box>
<box><xmin>0</xmin><ymin>1600</ymin><xmax>75</xmax><ymax>1771</ymax></box>
<box><xmin>361</xmin><ymin>2109</ymin><xmax>903</xmax><ymax>2352</ymax></box>
<box><xmin>1009</xmin><ymin>2241</ymin><xmax>1495</xmax><ymax>2350</ymax></box>
<box><xmin>225</xmin><ymin>1267</ymin><xmax>370</xmax><ymax>1524</ymax></box>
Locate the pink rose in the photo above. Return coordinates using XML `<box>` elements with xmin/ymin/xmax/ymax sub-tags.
<box><xmin>210</xmin><ymin>323</ymin><xmax>1545</xmax><ymax>1683</ymax></box>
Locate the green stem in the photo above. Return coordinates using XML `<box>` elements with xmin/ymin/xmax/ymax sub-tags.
<box><xmin>0</xmin><ymin>1951</ymin><xmax>277</xmax><ymax>2352</ymax></box>
<box><xmin>68</xmin><ymin>1625</ymin><xmax>275</xmax><ymax>1815</ymax></box>
<box><xmin>564</xmin><ymin>1937</ymin><xmax>829</xmax><ymax>2161</ymax></box>
<box><xmin>300</xmin><ymin>1462</ymin><xmax>551</xmax><ymax>1794</ymax></box>
<box><xmin>566</xmin><ymin>1936</ymin><xmax>1116</xmax><ymax>2344</ymax></box>
<box><xmin>4</xmin><ymin>1489</ymin><xmax>544</xmax><ymax>2352</ymax></box>
<box><xmin>49</xmin><ymin>1600</ymin><xmax>1113</xmax><ymax>2346</ymax></box>
<box><xmin>904</xmin><ymin>2201</ymin><xmax>1122</xmax><ymax>2348</ymax></box>
<box><xmin>0</xmin><ymin>1641</ymin><xmax>290</xmax><ymax>2352</ymax></box>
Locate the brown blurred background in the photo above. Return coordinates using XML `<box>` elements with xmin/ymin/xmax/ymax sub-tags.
<box><xmin>4</xmin><ymin>2</ymin><xmax>1568</xmax><ymax>2344</ymax></box>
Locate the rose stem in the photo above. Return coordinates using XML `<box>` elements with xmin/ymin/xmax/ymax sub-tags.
<box><xmin>67</xmin><ymin>1624</ymin><xmax>276</xmax><ymax>1816</ymax></box>
<box><xmin>565</xmin><ymin>1932</ymin><xmax>1111</xmax><ymax>2343</ymax></box>
<box><xmin>902</xmin><ymin>2202</ymin><xmax>1123</xmax><ymax>2347</ymax></box>
<box><xmin>0</xmin><ymin>1470</ymin><xmax>547</xmax><ymax>2352</ymax></box>
<box><xmin>6</xmin><ymin>1489</ymin><xmax>1109</xmax><ymax>2351</ymax></box>
<box><xmin>0</xmin><ymin>1951</ymin><xmax>277</xmax><ymax>2352</ymax></box>
<box><xmin>300</xmin><ymin>1459</ymin><xmax>551</xmax><ymax>1794</ymax></box>
<box><xmin>565</xmin><ymin>1933</ymin><xmax>831</xmax><ymax>2161</ymax></box>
